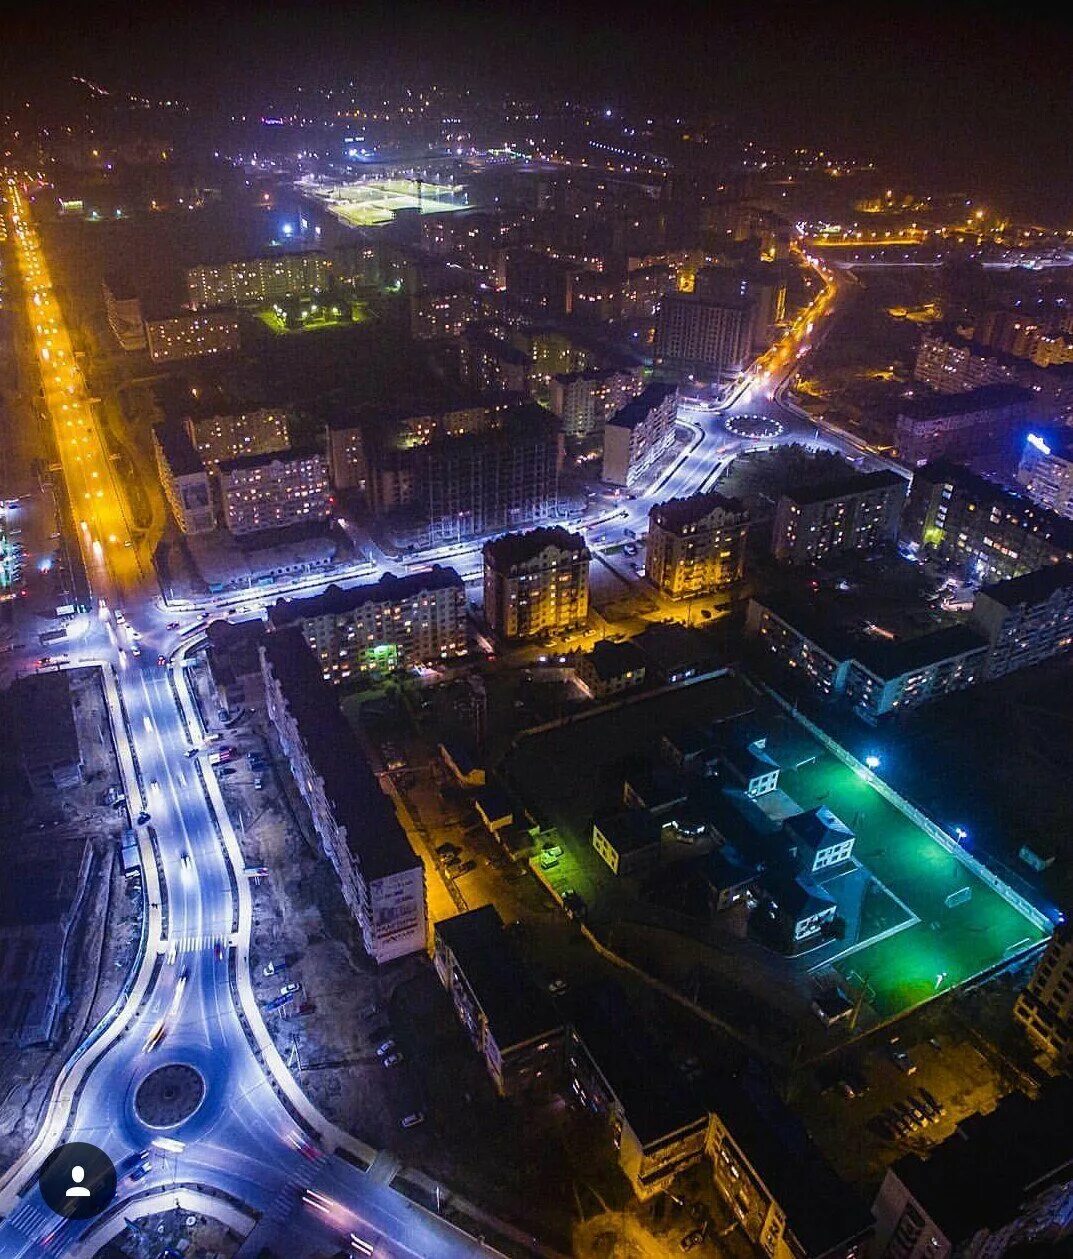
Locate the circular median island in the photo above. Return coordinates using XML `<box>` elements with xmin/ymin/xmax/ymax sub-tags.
<box><xmin>135</xmin><ymin>1064</ymin><xmax>206</xmax><ymax>1128</ymax></box>
<box><xmin>724</xmin><ymin>413</ymin><xmax>784</xmax><ymax>440</ymax></box>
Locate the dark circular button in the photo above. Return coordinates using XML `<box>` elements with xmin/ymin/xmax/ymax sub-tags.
<box><xmin>39</xmin><ymin>1142</ymin><xmax>116</xmax><ymax>1220</ymax></box>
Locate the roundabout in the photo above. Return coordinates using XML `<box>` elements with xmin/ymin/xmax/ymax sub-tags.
<box><xmin>134</xmin><ymin>1063</ymin><xmax>206</xmax><ymax>1129</ymax></box>
<box><xmin>724</xmin><ymin>412</ymin><xmax>784</xmax><ymax>440</ymax></box>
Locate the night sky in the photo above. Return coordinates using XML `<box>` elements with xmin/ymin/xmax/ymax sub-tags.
<box><xmin>3</xmin><ymin>0</ymin><xmax>1072</xmax><ymax>223</ymax></box>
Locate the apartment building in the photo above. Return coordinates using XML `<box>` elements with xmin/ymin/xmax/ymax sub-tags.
<box><xmin>971</xmin><ymin>562</ymin><xmax>1073</xmax><ymax>679</ymax></box>
<box><xmin>913</xmin><ymin>329</ymin><xmax>1073</xmax><ymax>420</ymax></box>
<box><xmin>1016</xmin><ymin>429</ymin><xmax>1073</xmax><ymax>519</ymax></box>
<box><xmin>653</xmin><ymin>292</ymin><xmax>753</xmax><ymax>382</ymax></box>
<box><xmin>602</xmin><ymin>382</ymin><xmax>678</xmax><ymax>487</ymax></box>
<box><xmin>483</xmin><ymin>526</ymin><xmax>589</xmax><ymax>641</ymax></box>
<box><xmin>893</xmin><ymin>383</ymin><xmax>1036</xmax><ymax>467</ymax></box>
<box><xmin>1013</xmin><ymin>924</ymin><xmax>1073</xmax><ymax>1067</ymax></box>
<box><xmin>433</xmin><ymin>906</ymin><xmax>564</xmax><ymax>1097</ymax></box>
<box><xmin>185</xmin><ymin>408</ymin><xmax>290</xmax><ymax>466</ymax></box>
<box><xmin>772</xmin><ymin>471</ymin><xmax>907</xmax><ymax>565</ymax></box>
<box><xmin>102</xmin><ymin>275</ymin><xmax>146</xmax><ymax>351</ymax></box>
<box><xmin>267</xmin><ymin>566</ymin><xmax>467</xmax><ymax>681</ymax></box>
<box><xmin>151</xmin><ymin>418</ymin><xmax>215</xmax><ymax>533</ymax></box>
<box><xmin>145</xmin><ymin>311</ymin><xmax>241</xmax><ymax>363</ymax></box>
<box><xmin>409</xmin><ymin>287</ymin><xmax>482</xmax><ymax>340</ymax></box>
<box><xmin>647</xmin><ymin>490</ymin><xmax>750</xmax><ymax>598</ymax></box>
<box><xmin>186</xmin><ymin>251</ymin><xmax>331</xmax><ymax>309</ymax></box>
<box><xmin>261</xmin><ymin>628</ymin><xmax>426</xmax><ymax>964</ymax></box>
<box><xmin>216</xmin><ymin>449</ymin><xmax>331</xmax><ymax>535</ymax></box>
<box><xmin>548</xmin><ymin>367</ymin><xmax>645</xmax><ymax>440</ymax></box>
<box><xmin>458</xmin><ymin>327</ymin><xmax>531</xmax><ymax>395</ymax></box>
<box><xmin>904</xmin><ymin>460</ymin><xmax>1073</xmax><ymax>581</ymax></box>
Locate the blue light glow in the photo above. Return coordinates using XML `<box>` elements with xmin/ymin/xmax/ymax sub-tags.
<box><xmin>1027</xmin><ymin>432</ymin><xmax>1052</xmax><ymax>455</ymax></box>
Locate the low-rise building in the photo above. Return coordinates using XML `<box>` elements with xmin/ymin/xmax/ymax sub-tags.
<box><xmin>904</xmin><ymin>460</ymin><xmax>1073</xmax><ymax>582</ymax></box>
<box><xmin>720</xmin><ymin>738</ymin><xmax>780</xmax><ymax>798</ymax></box>
<box><xmin>186</xmin><ymin>408</ymin><xmax>290</xmax><ymax>466</ymax></box>
<box><xmin>971</xmin><ymin>562</ymin><xmax>1073</xmax><ymax>679</ymax></box>
<box><xmin>568</xmin><ymin>984</ymin><xmax>712</xmax><ymax>1199</ymax></box>
<box><xmin>772</xmin><ymin>471</ymin><xmax>907</xmax><ymax>565</ymax></box>
<box><xmin>13</xmin><ymin>672</ymin><xmax>83</xmax><ymax>790</ymax></box>
<box><xmin>1016</xmin><ymin>429</ymin><xmax>1073</xmax><ymax>520</ymax></box>
<box><xmin>267</xmin><ymin>567</ymin><xmax>467</xmax><ymax>681</ymax></box>
<box><xmin>433</xmin><ymin>905</ymin><xmax>564</xmax><ymax>1097</ymax></box>
<box><xmin>145</xmin><ymin>310</ymin><xmax>240</xmax><ymax>363</ymax></box>
<box><xmin>576</xmin><ymin>639</ymin><xmax>647</xmax><ymax>699</ymax></box>
<box><xmin>872</xmin><ymin>1082</ymin><xmax>1073</xmax><ymax>1259</ymax></box>
<box><xmin>216</xmin><ymin>449</ymin><xmax>331</xmax><ymax>535</ymax></box>
<box><xmin>409</xmin><ymin>287</ymin><xmax>482</xmax><ymax>340</ymax></box>
<box><xmin>151</xmin><ymin>418</ymin><xmax>215</xmax><ymax>534</ymax></box>
<box><xmin>483</xmin><ymin>527</ymin><xmax>589</xmax><ymax>641</ymax></box>
<box><xmin>602</xmin><ymin>382</ymin><xmax>678</xmax><ymax>487</ymax></box>
<box><xmin>647</xmin><ymin>490</ymin><xmax>749</xmax><ymax>598</ymax></box>
<box><xmin>261</xmin><ymin>628</ymin><xmax>426</xmax><ymax>963</ymax></box>
<box><xmin>783</xmin><ymin>806</ymin><xmax>856</xmax><ymax>873</ymax></box>
<box><xmin>1013</xmin><ymin>923</ymin><xmax>1073</xmax><ymax>1067</ymax></box>
<box><xmin>591</xmin><ymin>809</ymin><xmax>663</xmax><ymax>877</ymax></box>
<box><xmin>893</xmin><ymin>383</ymin><xmax>1036</xmax><ymax>467</ymax></box>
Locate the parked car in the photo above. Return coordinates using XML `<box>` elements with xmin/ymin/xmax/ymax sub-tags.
<box><xmin>376</xmin><ymin>1039</ymin><xmax>397</xmax><ymax>1057</ymax></box>
<box><xmin>381</xmin><ymin>1052</ymin><xmax>404</xmax><ymax>1068</ymax></box>
<box><xmin>280</xmin><ymin>982</ymin><xmax>301</xmax><ymax>997</ymax></box>
<box><xmin>547</xmin><ymin>978</ymin><xmax>568</xmax><ymax>996</ymax></box>
<box><xmin>891</xmin><ymin>1048</ymin><xmax>917</xmax><ymax>1075</ymax></box>
<box><xmin>435</xmin><ymin>842</ymin><xmax>459</xmax><ymax>858</ymax></box>
<box><xmin>400</xmin><ymin>1112</ymin><xmax>425</xmax><ymax>1129</ymax></box>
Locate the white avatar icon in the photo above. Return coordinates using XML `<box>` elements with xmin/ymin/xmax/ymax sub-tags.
<box><xmin>65</xmin><ymin>1165</ymin><xmax>91</xmax><ymax>1198</ymax></box>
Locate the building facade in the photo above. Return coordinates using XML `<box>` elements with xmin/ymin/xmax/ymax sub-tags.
<box><xmin>483</xmin><ymin>526</ymin><xmax>590</xmax><ymax>641</ymax></box>
<box><xmin>548</xmin><ymin>367</ymin><xmax>645</xmax><ymax>440</ymax></box>
<box><xmin>146</xmin><ymin>311</ymin><xmax>241</xmax><ymax>363</ymax></box>
<box><xmin>647</xmin><ymin>490</ymin><xmax>749</xmax><ymax>598</ymax></box>
<box><xmin>216</xmin><ymin>449</ymin><xmax>331</xmax><ymax>535</ymax></box>
<box><xmin>186</xmin><ymin>408</ymin><xmax>291</xmax><ymax>466</ymax></box>
<box><xmin>654</xmin><ymin>292</ymin><xmax>753</xmax><ymax>382</ymax></box>
<box><xmin>261</xmin><ymin>629</ymin><xmax>426</xmax><ymax>964</ymax></box>
<box><xmin>971</xmin><ymin>563</ymin><xmax>1073</xmax><ymax>679</ymax></box>
<box><xmin>893</xmin><ymin>383</ymin><xmax>1036</xmax><ymax>467</ymax></box>
<box><xmin>602</xmin><ymin>382</ymin><xmax>678</xmax><ymax>487</ymax></box>
<box><xmin>1016</xmin><ymin>430</ymin><xmax>1073</xmax><ymax>519</ymax></box>
<box><xmin>267</xmin><ymin>566</ymin><xmax>467</xmax><ymax>681</ymax></box>
<box><xmin>186</xmin><ymin>252</ymin><xmax>331</xmax><ymax>309</ymax></box>
<box><xmin>102</xmin><ymin>275</ymin><xmax>146</xmax><ymax>351</ymax></box>
<box><xmin>1013</xmin><ymin>924</ymin><xmax>1073</xmax><ymax>1067</ymax></box>
<box><xmin>772</xmin><ymin>471</ymin><xmax>907</xmax><ymax>565</ymax></box>
<box><xmin>151</xmin><ymin>419</ymin><xmax>215</xmax><ymax>533</ymax></box>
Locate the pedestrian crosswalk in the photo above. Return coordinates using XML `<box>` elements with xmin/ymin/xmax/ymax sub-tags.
<box><xmin>159</xmin><ymin>933</ymin><xmax>230</xmax><ymax>960</ymax></box>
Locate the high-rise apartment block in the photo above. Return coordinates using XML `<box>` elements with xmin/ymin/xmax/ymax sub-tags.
<box><xmin>772</xmin><ymin>471</ymin><xmax>906</xmax><ymax>565</ymax></box>
<box><xmin>1016</xmin><ymin>430</ymin><xmax>1073</xmax><ymax>519</ymax></box>
<box><xmin>905</xmin><ymin>460</ymin><xmax>1073</xmax><ymax>581</ymax></box>
<box><xmin>549</xmin><ymin>367</ymin><xmax>645</xmax><ymax>440</ymax></box>
<box><xmin>893</xmin><ymin>383</ymin><xmax>1036</xmax><ymax>467</ymax></box>
<box><xmin>654</xmin><ymin>293</ymin><xmax>753</xmax><ymax>382</ymax></box>
<box><xmin>216</xmin><ymin>449</ymin><xmax>332</xmax><ymax>535</ymax></box>
<box><xmin>186</xmin><ymin>252</ymin><xmax>331</xmax><ymax>309</ymax></box>
<box><xmin>151</xmin><ymin>419</ymin><xmax>215</xmax><ymax>534</ymax></box>
<box><xmin>1013</xmin><ymin>924</ymin><xmax>1073</xmax><ymax>1066</ymax></box>
<box><xmin>261</xmin><ymin>629</ymin><xmax>426</xmax><ymax>964</ymax></box>
<box><xmin>483</xmin><ymin>527</ymin><xmax>590</xmax><ymax>640</ymax></box>
<box><xmin>267</xmin><ymin>567</ymin><xmax>467</xmax><ymax>681</ymax></box>
<box><xmin>145</xmin><ymin>311</ymin><xmax>241</xmax><ymax>363</ymax></box>
<box><xmin>647</xmin><ymin>491</ymin><xmax>750</xmax><ymax>598</ymax></box>
<box><xmin>602</xmin><ymin>382</ymin><xmax>678</xmax><ymax>487</ymax></box>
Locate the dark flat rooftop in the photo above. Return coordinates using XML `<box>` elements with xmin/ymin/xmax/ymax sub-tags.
<box><xmin>13</xmin><ymin>672</ymin><xmax>79</xmax><ymax>770</ymax></box>
<box><xmin>607</xmin><ymin>381</ymin><xmax>677</xmax><ymax>430</ymax></box>
<box><xmin>152</xmin><ymin>417</ymin><xmax>204</xmax><ymax>478</ymax></box>
<box><xmin>897</xmin><ymin>382</ymin><xmax>1033</xmax><ymax>420</ymax></box>
<box><xmin>783</xmin><ymin>469</ymin><xmax>906</xmax><ymax>508</ymax></box>
<box><xmin>976</xmin><ymin>560</ymin><xmax>1073</xmax><ymax>610</ymax></box>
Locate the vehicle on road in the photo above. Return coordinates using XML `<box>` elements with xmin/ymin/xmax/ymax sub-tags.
<box><xmin>157</xmin><ymin>654</ymin><xmax>167</xmax><ymax>666</ymax></box>
<box><xmin>218</xmin><ymin>766</ymin><xmax>236</xmax><ymax>776</ymax></box>
<box><xmin>142</xmin><ymin>1018</ymin><xmax>167</xmax><ymax>1053</ymax></box>
<box><xmin>435</xmin><ymin>842</ymin><xmax>459</xmax><ymax>858</ymax></box>
<box><xmin>400</xmin><ymin>1112</ymin><xmax>425</xmax><ymax>1129</ymax></box>
<box><xmin>136</xmin><ymin>811</ymin><xmax>151</xmax><ymax>825</ymax></box>
<box><xmin>215</xmin><ymin>940</ymin><xmax>225</xmax><ymax>961</ymax></box>
<box><xmin>129</xmin><ymin>1161</ymin><xmax>151</xmax><ymax>1183</ymax></box>
<box><xmin>447</xmin><ymin>859</ymin><xmax>476</xmax><ymax>879</ymax></box>
<box><xmin>181</xmin><ymin>851</ymin><xmax>191</xmax><ymax>869</ymax></box>
<box><xmin>680</xmin><ymin>1230</ymin><xmax>705</xmax><ymax>1251</ymax></box>
<box><xmin>166</xmin><ymin>622</ymin><xmax>180</xmax><ymax>631</ymax></box>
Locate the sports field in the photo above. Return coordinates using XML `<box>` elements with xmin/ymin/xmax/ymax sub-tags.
<box><xmin>303</xmin><ymin>177</ymin><xmax>469</xmax><ymax>227</ymax></box>
<box><xmin>777</xmin><ymin>746</ymin><xmax>1048</xmax><ymax>1016</ymax></box>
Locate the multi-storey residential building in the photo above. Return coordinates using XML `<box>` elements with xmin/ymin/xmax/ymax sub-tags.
<box><xmin>746</xmin><ymin>596</ymin><xmax>989</xmax><ymax>719</ymax></box>
<box><xmin>267</xmin><ymin>566</ymin><xmax>467</xmax><ymax>681</ymax></box>
<box><xmin>893</xmin><ymin>383</ymin><xmax>1036</xmax><ymax>467</ymax></box>
<box><xmin>620</xmin><ymin>263</ymin><xmax>674</xmax><ymax>320</ymax></box>
<box><xmin>591</xmin><ymin>809</ymin><xmax>663</xmax><ymax>877</ymax></box>
<box><xmin>151</xmin><ymin>418</ymin><xmax>215</xmax><ymax>533</ymax></box>
<box><xmin>458</xmin><ymin>327</ymin><xmax>531</xmax><ymax>395</ymax></box>
<box><xmin>102</xmin><ymin>275</ymin><xmax>145</xmax><ymax>351</ymax></box>
<box><xmin>568</xmin><ymin>983</ymin><xmax>712</xmax><ymax>1200</ymax></box>
<box><xmin>1016</xmin><ymin>429</ymin><xmax>1073</xmax><ymax>519</ymax></box>
<box><xmin>1013</xmin><ymin>924</ymin><xmax>1073</xmax><ymax>1067</ymax></box>
<box><xmin>653</xmin><ymin>293</ymin><xmax>753</xmax><ymax>382</ymax></box>
<box><xmin>324</xmin><ymin>414</ymin><xmax>369</xmax><ymax>492</ymax></box>
<box><xmin>261</xmin><ymin>628</ymin><xmax>426</xmax><ymax>963</ymax></box>
<box><xmin>216</xmin><ymin>449</ymin><xmax>331</xmax><ymax>535</ymax></box>
<box><xmin>186</xmin><ymin>251</ymin><xmax>331</xmax><ymax>309</ymax></box>
<box><xmin>548</xmin><ymin>367</ymin><xmax>645</xmax><ymax>440</ymax></box>
<box><xmin>408</xmin><ymin>287</ymin><xmax>482</xmax><ymax>340</ymax></box>
<box><xmin>693</xmin><ymin>263</ymin><xmax>787</xmax><ymax>352</ymax></box>
<box><xmin>504</xmin><ymin>248</ymin><xmax>575</xmax><ymax>316</ymax></box>
<box><xmin>972</xmin><ymin>562</ymin><xmax>1073</xmax><ymax>678</ymax></box>
<box><xmin>185</xmin><ymin>408</ymin><xmax>290</xmax><ymax>466</ymax></box>
<box><xmin>904</xmin><ymin>460</ymin><xmax>1073</xmax><ymax>581</ymax></box>
<box><xmin>602</xmin><ymin>382</ymin><xmax>678</xmax><ymax>487</ymax></box>
<box><xmin>483</xmin><ymin>527</ymin><xmax>589</xmax><ymax>640</ymax></box>
<box><xmin>913</xmin><ymin>329</ymin><xmax>1073</xmax><ymax>420</ymax></box>
<box><xmin>647</xmin><ymin>490</ymin><xmax>749</xmax><ymax>598</ymax></box>
<box><xmin>872</xmin><ymin>1082</ymin><xmax>1073</xmax><ymax>1259</ymax></box>
<box><xmin>783</xmin><ymin>807</ymin><xmax>856</xmax><ymax>873</ymax></box>
<box><xmin>772</xmin><ymin>471</ymin><xmax>907</xmax><ymax>565</ymax></box>
<box><xmin>433</xmin><ymin>906</ymin><xmax>564</xmax><ymax>1097</ymax></box>
<box><xmin>708</xmin><ymin>1066</ymin><xmax>873</xmax><ymax>1259</ymax></box>
<box><xmin>145</xmin><ymin>311</ymin><xmax>241</xmax><ymax>363</ymax></box>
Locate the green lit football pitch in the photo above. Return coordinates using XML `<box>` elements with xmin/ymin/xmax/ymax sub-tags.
<box><xmin>778</xmin><ymin>750</ymin><xmax>1047</xmax><ymax>1017</ymax></box>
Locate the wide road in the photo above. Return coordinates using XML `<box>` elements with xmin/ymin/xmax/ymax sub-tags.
<box><xmin>0</xmin><ymin>179</ymin><xmax>488</xmax><ymax>1259</ymax></box>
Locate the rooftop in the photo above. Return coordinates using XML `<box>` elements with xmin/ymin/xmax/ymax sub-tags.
<box><xmin>260</xmin><ymin>629</ymin><xmax>419</xmax><ymax>882</ymax></box>
<box><xmin>152</xmin><ymin>417</ymin><xmax>204</xmax><ymax>478</ymax></box>
<box><xmin>650</xmin><ymin>489</ymin><xmax>748</xmax><ymax>532</ymax></box>
<box><xmin>976</xmin><ymin>560</ymin><xmax>1073</xmax><ymax>610</ymax></box>
<box><xmin>267</xmin><ymin>566</ymin><xmax>463</xmax><ymax>628</ymax></box>
<box><xmin>435</xmin><ymin>906</ymin><xmax>563</xmax><ymax>1051</ymax></box>
<box><xmin>890</xmin><ymin>1080</ymin><xmax>1073</xmax><ymax>1243</ymax></box>
<box><xmin>593</xmin><ymin>808</ymin><xmax>663</xmax><ymax>855</ymax></box>
<box><xmin>483</xmin><ymin>527</ymin><xmax>589</xmax><ymax>569</ymax></box>
<box><xmin>586</xmin><ymin>638</ymin><xmax>647</xmax><ymax>683</ymax></box>
<box><xmin>782</xmin><ymin>468</ymin><xmax>907</xmax><ymax>508</ymax></box>
<box><xmin>217</xmin><ymin>446</ymin><xmax>322</xmax><ymax>475</ymax></box>
<box><xmin>851</xmin><ymin>624</ymin><xmax>989</xmax><ymax>681</ymax></box>
<box><xmin>897</xmin><ymin>382</ymin><xmax>1034</xmax><ymax>420</ymax></box>
<box><xmin>13</xmin><ymin>672</ymin><xmax>80</xmax><ymax>772</ymax></box>
<box><xmin>783</xmin><ymin>805</ymin><xmax>855</xmax><ymax>853</ymax></box>
<box><xmin>606</xmin><ymin>381</ymin><xmax>678</xmax><ymax>431</ymax></box>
